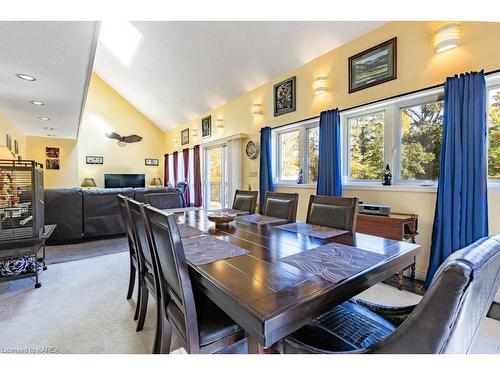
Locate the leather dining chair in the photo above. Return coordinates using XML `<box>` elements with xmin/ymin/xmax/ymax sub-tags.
<box><xmin>283</xmin><ymin>235</ymin><xmax>500</xmax><ymax>354</ymax></box>
<box><xmin>145</xmin><ymin>192</ymin><xmax>185</xmax><ymax>209</ymax></box>
<box><xmin>143</xmin><ymin>205</ymin><xmax>245</xmax><ymax>354</ymax></box>
<box><xmin>127</xmin><ymin>199</ymin><xmax>159</xmax><ymax>335</ymax></box>
<box><xmin>306</xmin><ymin>195</ymin><xmax>359</xmax><ymax>232</ymax></box>
<box><xmin>262</xmin><ymin>192</ymin><xmax>299</xmax><ymax>221</ymax></box>
<box><xmin>232</xmin><ymin>190</ymin><xmax>258</xmax><ymax>213</ymax></box>
<box><xmin>117</xmin><ymin>194</ymin><xmax>139</xmax><ymax>318</ymax></box>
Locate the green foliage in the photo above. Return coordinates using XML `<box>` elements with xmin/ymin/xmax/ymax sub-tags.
<box><xmin>308</xmin><ymin>128</ymin><xmax>319</xmax><ymax>182</ymax></box>
<box><xmin>349</xmin><ymin>112</ymin><xmax>384</xmax><ymax>180</ymax></box>
<box><xmin>281</xmin><ymin>131</ymin><xmax>300</xmax><ymax>179</ymax></box>
<box><xmin>488</xmin><ymin>90</ymin><xmax>500</xmax><ymax>179</ymax></box>
<box><xmin>401</xmin><ymin>101</ymin><xmax>443</xmax><ymax>180</ymax></box>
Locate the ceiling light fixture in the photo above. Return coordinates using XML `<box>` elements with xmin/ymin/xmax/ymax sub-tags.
<box><xmin>432</xmin><ymin>23</ymin><xmax>463</xmax><ymax>54</ymax></box>
<box><xmin>16</xmin><ymin>73</ymin><xmax>36</xmax><ymax>81</ymax></box>
<box><xmin>38</xmin><ymin>116</ymin><xmax>50</xmax><ymax>121</ymax></box>
<box><xmin>30</xmin><ymin>100</ymin><xmax>45</xmax><ymax>106</ymax></box>
<box><xmin>47</xmin><ymin>134</ymin><xmax>57</xmax><ymax>137</ymax></box>
<box><xmin>313</xmin><ymin>76</ymin><xmax>329</xmax><ymax>96</ymax></box>
<box><xmin>99</xmin><ymin>21</ymin><xmax>142</xmax><ymax>66</ymax></box>
<box><xmin>43</xmin><ymin>127</ymin><xmax>54</xmax><ymax>130</ymax></box>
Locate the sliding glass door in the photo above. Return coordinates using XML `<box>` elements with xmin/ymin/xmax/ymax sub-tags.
<box><xmin>203</xmin><ymin>145</ymin><xmax>227</xmax><ymax>210</ymax></box>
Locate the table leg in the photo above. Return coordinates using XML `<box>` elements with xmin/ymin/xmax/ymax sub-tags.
<box><xmin>247</xmin><ymin>336</ymin><xmax>275</xmax><ymax>354</ymax></box>
<box><xmin>398</xmin><ymin>270</ymin><xmax>403</xmax><ymax>290</ymax></box>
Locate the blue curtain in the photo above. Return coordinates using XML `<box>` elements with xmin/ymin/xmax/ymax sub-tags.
<box><xmin>259</xmin><ymin>126</ymin><xmax>274</xmax><ymax>213</ymax></box>
<box><xmin>426</xmin><ymin>71</ymin><xmax>488</xmax><ymax>286</ymax></box>
<box><xmin>316</xmin><ymin>109</ymin><xmax>342</xmax><ymax>196</ymax></box>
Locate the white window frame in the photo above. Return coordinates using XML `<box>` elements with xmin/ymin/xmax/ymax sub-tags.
<box><xmin>487</xmin><ymin>79</ymin><xmax>500</xmax><ymax>189</ymax></box>
<box><xmin>272</xmin><ymin>118</ymin><xmax>319</xmax><ymax>186</ymax></box>
<box><xmin>341</xmin><ymin>87</ymin><xmax>444</xmax><ymax>189</ymax></box>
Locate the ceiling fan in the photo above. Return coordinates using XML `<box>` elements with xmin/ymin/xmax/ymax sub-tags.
<box><xmin>105</xmin><ymin>132</ymin><xmax>143</xmax><ymax>147</ymax></box>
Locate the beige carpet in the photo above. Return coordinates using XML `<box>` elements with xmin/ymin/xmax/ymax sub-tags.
<box><xmin>0</xmin><ymin>250</ymin><xmax>499</xmax><ymax>354</ymax></box>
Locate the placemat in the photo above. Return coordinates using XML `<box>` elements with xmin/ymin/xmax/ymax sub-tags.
<box><xmin>236</xmin><ymin>214</ymin><xmax>288</xmax><ymax>225</ymax></box>
<box><xmin>177</xmin><ymin>223</ymin><xmax>207</xmax><ymax>239</ymax></box>
<box><xmin>207</xmin><ymin>208</ymin><xmax>249</xmax><ymax>216</ymax></box>
<box><xmin>281</xmin><ymin>243</ymin><xmax>388</xmax><ymax>284</ymax></box>
<box><xmin>276</xmin><ymin>222</ymin><xmax>348</xmax><ymax>239</ymax></box>
<box><xmin>182</xmin><ymin>235</ymin><xmax>249</xmax><ymax>266</ymax></box>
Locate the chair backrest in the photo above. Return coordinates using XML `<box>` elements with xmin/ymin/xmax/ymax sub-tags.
<box><xmin>232</xmin><ymin>190</ymin><xmax>258</xmax><ymax>213</ymax></box>
<box><xmin>263</xmin><ymin>192</ymin><xmax>299</xmax><ymax>221</ymax></box>
<box><xmin>117</xmin><ymin>194</ymin><xmax>136</xmax><ymax>256</ymax></box>
<box><xmin>176</xmin><ymin>181</ymin><xmax>188</xmax><ymax>194</ymax></box>
<box><xmin>143</xmin><ymin>205</ymin><xmax>200</xmax><ymax>351</ymax></box>
<box><xmin>306</xmin><ymin>195</ymin><xmax>359</xmax><ymax>232</ymax></box>
<box><xmin>145</xmin><ymin>192</ymin><xmax>185</xmax><ymax>209</ymax></box>
<box><xmin>372</xmin><ymin>235</ymin><xmax>500</xmax><ymax>354</ymax></box>
<box><xmin>128</xmin><ymin>199</ymin><xmax>155</xmax><ymax>268</ymax></box>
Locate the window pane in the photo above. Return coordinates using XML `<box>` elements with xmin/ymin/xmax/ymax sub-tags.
<box><xmin>280</xmin><ymin>130</ymin><xmax>300</xmax><ymax>180</ymax></box>
<box><xmin>489</xmin><ymin>87</ymin><xmax>500</xmax><ymax>180</ymax></box>
<box><xmin>400</xmin><ymin>100</ymin><xmax>444</xmax><ymax>181</ymax></box>
<box><xmin>307</xmin><ymin>127</ymin><xmax>319</xmax><ymax>182</ymax></box>
<box><xmin>349</xmin><ymin>111</ymin><xmax>385</xmax><ymax>180</ymax></box>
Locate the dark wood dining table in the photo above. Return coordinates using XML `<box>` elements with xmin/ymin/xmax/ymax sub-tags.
<box><xmin>173</xmin><ymin>210</ymin><xmax>421</xmax><ymax>353</ymax></box>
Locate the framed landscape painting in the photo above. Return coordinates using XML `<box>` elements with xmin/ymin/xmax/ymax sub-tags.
<box><xmin>349</xmin><ymin>37</ymin><xmax>397</xmax><ymax>93</ymax></box>
<box><xmin>274</xmin><ymin>76</ymin><xmax>296</xmax><ymax>116</ymax></box>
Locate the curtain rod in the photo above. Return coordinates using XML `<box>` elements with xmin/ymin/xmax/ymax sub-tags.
<box><xmin>270</xmin><ymin>68</ymin><xmax>500</xmax><ymax>131</ymax></box>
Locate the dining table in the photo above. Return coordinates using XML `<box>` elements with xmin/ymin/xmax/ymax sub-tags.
<box><xmin>170</xmin><ymin>209</ymin><xmax>421</xmax><ymax>353</ymax></box>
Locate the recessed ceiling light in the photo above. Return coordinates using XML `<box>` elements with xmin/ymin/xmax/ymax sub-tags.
<box><xmin>99</xmin><ymin>21</ymin><xmax>142</xmax><ymax>66</ymax></box>
<box><xmin>38</xmin><ymin>116</ymin><xmax>50</xmax><ymax>121</ymax></box>
<box><xmin>17</xmin><ymin>73</ymin><xmax>36</xmax><ymax>81</ymax></box>
<box><xmin>30</xmin><ymin>100</ymin><xmax>45</xmax><ymax>106</ymax></box>
<box><xmin>43</xmin><ymin>126</ymin><xmax>54</xmax><ymax>130</ymax></box>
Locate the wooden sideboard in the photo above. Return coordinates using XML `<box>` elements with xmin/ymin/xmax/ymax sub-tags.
<box><xmin>357</xmin><ymin>212</ymin><xmax>418</xmax><ymax>289</ymax></box>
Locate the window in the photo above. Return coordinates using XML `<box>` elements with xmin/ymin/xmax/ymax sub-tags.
<box><xmin>488</xmin><ymin>86</ymin><xmax>500</xmax><ymax>181</ymax></box>
<box><xmin>400</xmin><ymin>100</ymin><xmax>444</xmax><ymax>181</ymax></box>
<box><xmin>342</xmin><ymin>89</ymin><xmax>444</xmax><ymax>186</ymax></box>
<box><xmin>273</xmin><ymin>119</ymin><xmax>319</xmax><ymax>185</ymax></box>
<box><xmin>279</xmin><ymin>130</ymin><xmax>300</xmax><ymax>180</ymax></box>
<box><xmin>348</xmin><ymin>111</ymin><xmax>385</xmax><ymax>181</ymax></box>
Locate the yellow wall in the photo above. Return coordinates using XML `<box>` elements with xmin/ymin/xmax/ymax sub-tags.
<box><xmin>163</xmin><ymin>21</ymin><xmax>500</xmax><ymax>279</ymax></box>
<box><xmin>24</xmin><ymin>136</ymin><xmax>79</xmax><ymax>189</ymax></box>
<box><xmin>78</xmin><ymin>74</ymin><xmax>164</xmax><ymax>188</ymax></box>
<box><xmin>0</xmin><ymin>113</ymin><xmax>25</xmax><ymax>159</ymax></box>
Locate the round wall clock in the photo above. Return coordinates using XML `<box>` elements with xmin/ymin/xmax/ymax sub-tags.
<box><xmin>245</xmin><ymin>140</ymin><xmax>259</xmax><ymax>160</ymax></box>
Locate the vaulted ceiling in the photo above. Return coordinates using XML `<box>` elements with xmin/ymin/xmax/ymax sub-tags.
<box><xmin>94</xmin><ymin>21</ymin><xmax>384</xmax><ymax>130</ymax></box>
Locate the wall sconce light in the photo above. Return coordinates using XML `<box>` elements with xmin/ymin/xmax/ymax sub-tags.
<box><xmin>215</xmin><ymin>119</ymin><xmax>224</xmax><ymax>128</ymax></box>
<box><xmin>191</xmin><ymin>128</ymin><xmax>199</xmax><ymax>137</ymax></box>
<box><xmin>252</xmin><ymin>103</ymin><xmax>263</xmax><ymax>117</ymax></box>
<box><xmin>432</xmin><ymin>23</ymin><xmax>463</xmax><ymax>54</ymax></box>
<box><xmin>173</xmin><ymin>137</ymin><xmax>179</xmax><ymax>145</ymax></box>
<box><xmin>313</xmin><ymin>76</ymin><xmax>328</xmax><ymax>96</ymax></box>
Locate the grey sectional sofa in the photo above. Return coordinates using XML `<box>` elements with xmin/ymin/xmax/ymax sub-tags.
<box><xmin>44</xmin><ymin>187</ymin><xmax>179</xmax><ymax>244</ymax></box>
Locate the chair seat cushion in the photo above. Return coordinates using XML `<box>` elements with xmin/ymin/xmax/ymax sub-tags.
<box><xmin>287</xmin><ymin>300</ymin><xmax>396</xmax><ymax>352</ymax></box>
<box><xmin>167</xmin><ymin>290</ymin><xmax>242</xmax><ymax>347</ymax></box>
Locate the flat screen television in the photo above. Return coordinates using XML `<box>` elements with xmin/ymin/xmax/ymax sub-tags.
<box><xmin>104</xmin><ymin>174</ymin><xmax>145</xmax><ymax>188</ymax></box>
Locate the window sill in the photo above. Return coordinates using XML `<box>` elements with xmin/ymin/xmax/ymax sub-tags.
<box><xmin>274</xmin><ymin>183</ymin><xmax>316</xmax><ymax>189</ymax></box>
<box><xmin>343</xmin><ymin>183</ymin><xmax>437</xmax><ymax>193</ymax></box>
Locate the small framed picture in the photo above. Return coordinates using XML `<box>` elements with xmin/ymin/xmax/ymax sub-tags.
<box><xmin>145</xmin><ymin>158</ymin><xmax>159</xmax><ymax>166</ymax></box>
<box><xmin>202</xmin><ymin>115</ymin><xmax>211</xmax><ymax>138</ymax></box>
<box><xmin>349</xmin><ymin>37</ymin><xmax>397</xmax><ymax>93</ymax></box>
<box><xmin>46</xmin><ymin>147</ymin><xmax>60</xmax><ymax>159</ymax></box>
<box><xmin>46</xmin><ymin>159</ymin><xmax>60</xmax><ymax>170</ymax></box>
<box><xmin>86</xmin><ymin>156</ymin><xmax>103</xmax><ymax>165</ymax></box>
<box><xmin>274</xmin><ymin>76</ymin><xmax>296</xmax><ymax>116</ymax></box>
<box><xmin>181</xmin><ymin>128</ymin><xmax>189</xmax><ymax>145</ymax></box>
<box><xmin>6</xmin><ymin>135</ymin><xmax>12</xmax><ymax>151</ymax></box>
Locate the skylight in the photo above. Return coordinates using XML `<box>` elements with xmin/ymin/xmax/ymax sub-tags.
<box><xmin>99</xmin><ymin>21</ymin><xmax>142</xmax><ymax>66</ymax></box>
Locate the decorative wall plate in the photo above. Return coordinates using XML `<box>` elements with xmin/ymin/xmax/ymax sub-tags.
<box><xmin>245</xmin><ymin>140</ymin><xmax>259</xmax><ymax>160</ymax></box>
